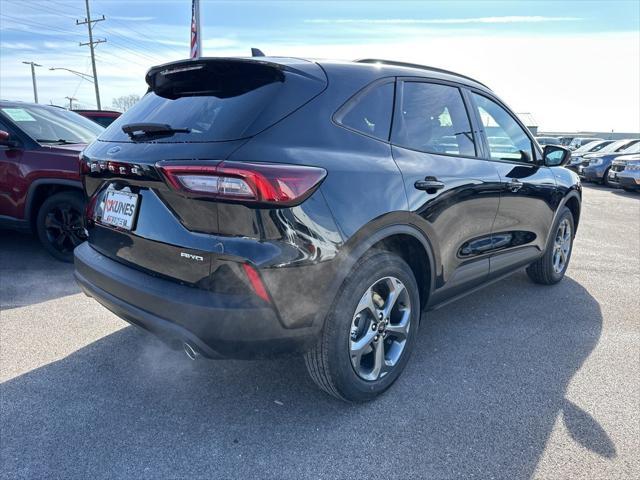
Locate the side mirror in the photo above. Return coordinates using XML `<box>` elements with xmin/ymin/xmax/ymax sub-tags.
<box><xmin>0</xmin><ymin>130</ymin><xmax>19</xmax><ymax>149</ymax></box>
<box><xmin>543</xmin><ymin>145</ymin><xmax>571</xmax><ymax>167</ymax></box>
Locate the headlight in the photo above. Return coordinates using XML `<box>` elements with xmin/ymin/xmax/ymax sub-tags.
<box><xmin>589</xmin><ymin>158</ymin><xmax>604</xmax><ymax>166</ymax></box>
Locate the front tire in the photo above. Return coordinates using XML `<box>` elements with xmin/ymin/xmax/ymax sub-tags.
<box><xmin>526</xmin><ymin>207</ymin><xmax>574</xmax><ymax>285</ymax></box>
<box><xmin>305</xmin><ymin>251</ymin><xmax>420</xmax><ymax>402</ymax></box>
<box><xmin>36</xmin><ymin>191</ymin><xmax>87</xmax><ymax>262</ymax></box>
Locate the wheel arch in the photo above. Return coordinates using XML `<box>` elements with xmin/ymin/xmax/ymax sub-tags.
<box><xmin>25</xmin><ymin>179</ymin><xmax>84</xmax><ymax>228</ymax></box>
<box><xmin>543</xmin><ymin>190</ymin><xmax>581</xmax><ymax>252</ymax></box>
<box><xmin>563</xmin><ymin>192</ymin><xmax>581</xmax><ymax>232</ymax></box>
<box><xmin>337</xmin><ymin>223</ymin><xmax>436</xmax><ymax>310</ymax></box>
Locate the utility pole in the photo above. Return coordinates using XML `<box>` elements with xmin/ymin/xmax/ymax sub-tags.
<box><xmin>22</xmin><ymin>61</ymin><xmax>42</xmax><ymax>103</ymax></box>
<box><xmin>76</xmin><ymin>0</ymin><xmax>105</xmax><ymax>110</ymax></box>
<box><xmin>65</xmin><ymin>96</ymin><xmax>78</xmax><ymax>109</ymax></box>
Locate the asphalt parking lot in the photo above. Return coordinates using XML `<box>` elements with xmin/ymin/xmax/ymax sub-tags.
<box><xmin>1</xmin><ymin>184</ymin><xmax>638</xmax><ymax>479</ymax></box>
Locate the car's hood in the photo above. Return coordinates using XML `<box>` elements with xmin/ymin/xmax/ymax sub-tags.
<box><xmin>613</xmin><ymin>154</ymin><xmax>640</xmax><ymax>163</ymax></box>
<box><xmin>583</xmin><ymin>152</ymin><xmax>614</xmax><ymax>159</ymax></box>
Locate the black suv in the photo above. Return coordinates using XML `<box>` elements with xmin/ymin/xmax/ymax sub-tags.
<box><xmin>74</xmin><ymin>57</ymin><xmax>581</xmax><ymax>402</ymax></box>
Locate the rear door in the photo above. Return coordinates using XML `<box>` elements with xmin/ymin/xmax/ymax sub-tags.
<box><xmin>467</xmin><ymin>91</ymin><xmax>558</xmax><ymax>277</ymax></box>
<box><xmin>390</xmin><ymin>79</ymin><xmax>502</xmax><ymax>303</ymax></box>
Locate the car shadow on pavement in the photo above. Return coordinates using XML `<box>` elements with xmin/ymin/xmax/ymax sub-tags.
<box><xmin>611</xmin><ymin>189</ymin><xmax>639</xmax><ymax>199</ymax></box>
<box><xmin>0</xmin><ymin>273</ymin><xmax>609</xmax><ymax>479</ymax></box>
<box><xmin>0</xmin><ymin>231</ymin><xmax>79</xmax><ymax>309</ymax></box>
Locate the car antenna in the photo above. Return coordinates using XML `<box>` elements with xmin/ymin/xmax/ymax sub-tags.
<box><xmin>251</xmin><ymin>48</ymin><xmax>265</xmax><ymax>57</ymax></box>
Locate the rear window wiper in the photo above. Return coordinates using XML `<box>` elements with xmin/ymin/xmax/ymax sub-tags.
<box><xmin>122</xmin><ymin>123</ymin><xmax>191</xmax><ymax>139</ymax></box>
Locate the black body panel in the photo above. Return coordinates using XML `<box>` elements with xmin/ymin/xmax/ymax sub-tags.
<box><xmin>75</xmin><ymin>57</ymin><xmax>582</xmax><ymax>359</ymax></box>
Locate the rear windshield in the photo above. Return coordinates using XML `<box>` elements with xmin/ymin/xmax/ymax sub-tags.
<box><xmin>99</xmin><ymin>60</ymin><xmax>326</xmax><ymax>143</ymax></box>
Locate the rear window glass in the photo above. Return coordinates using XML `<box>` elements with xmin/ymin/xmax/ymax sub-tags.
<box><xmin>99</xmin><ymin>60</ymin><xmax>326</xmax><ymax>143</ymax></box>
<box><xmin>335</xmin><ymin>82</ymin><xmax>394</xmax><ymax>141</ymax></box>
<box><xmin>392</xmin><ymin>82</ymin><xmax>476</xmax><ymax>157</ymax></box>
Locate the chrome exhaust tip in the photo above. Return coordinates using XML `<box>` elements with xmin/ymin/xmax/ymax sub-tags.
<box><xmin>183</xmin><ymin>342</ymin><xmax>199</xmax><ymax>361</ymax></box>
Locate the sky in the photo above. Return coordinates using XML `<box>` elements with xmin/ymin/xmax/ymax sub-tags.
<box><xmin>0</xmin><ymin>0</ymin><xmax>639</xmax><ymax>132</ymax></box>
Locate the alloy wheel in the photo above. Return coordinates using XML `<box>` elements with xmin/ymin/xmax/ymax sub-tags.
<box><xmin>349</xmin><ymin>276</ymin><xmax>411</xmax><ymax>381</ymax></box>
<box><xmin>44</xmin><ymin>203</ymin><xmax>87</xmax><ymax>254</ymax></box>
<box><xmin>552</xmin><ymin>218</ymin><xmax>572</xmax><ymax>274</ymax></box>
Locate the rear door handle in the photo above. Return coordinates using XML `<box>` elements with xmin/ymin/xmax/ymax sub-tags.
<box><xmin>414</xmin><ymin>176</ymin><xmax>445</xmax><ymax>193</ymax></box>
<box><xmin>508</xmin><ymin>179</ymin><xmax>523</xmax><ymax>192</ymax></box>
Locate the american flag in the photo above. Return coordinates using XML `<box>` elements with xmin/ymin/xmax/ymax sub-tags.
<box><xmin>190</xmin><ymin>0</ymin><xmax>201</xmax><ymax>59</ymax></box>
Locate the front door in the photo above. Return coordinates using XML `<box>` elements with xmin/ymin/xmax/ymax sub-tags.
<box><xmin>0</xmin><ymin>119</ymin><xmax>25</xmax><ymax>219</ymax></box>
<box><xmin>468</xmin><ymin>91</ymin><xmax>558</xmax><ymax>277</ymax></box>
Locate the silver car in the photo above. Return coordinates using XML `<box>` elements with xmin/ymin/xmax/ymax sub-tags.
<box><xmin>567</xmin><ymin>139</ymin><xmax>616</xmax><ymax>171</ymax></box>
<box><xmin>609</xmin><ymin>154</ymin><xmax>640</xmax><ymax>192</ymax></box>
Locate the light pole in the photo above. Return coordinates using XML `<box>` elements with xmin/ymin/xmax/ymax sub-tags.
<box><xmin>49</xmin><ymin>67</ymin><xmax>94</xmax><ymax>83</ymax></box>
<box><xmin>22</xmin><ymin>61</ymin><xmax>42</xmax><ymax>103</ymax></box>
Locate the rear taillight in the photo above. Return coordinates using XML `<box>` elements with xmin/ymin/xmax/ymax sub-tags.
<box><xmin>85</xmin><ymin>193</ymin><xmax>99</xmax><ymax>225</ymax></box>
<box><xmin>158</xmin><ymin>161</ymin><xmax>326</xmax><ymax>206</ymax></box>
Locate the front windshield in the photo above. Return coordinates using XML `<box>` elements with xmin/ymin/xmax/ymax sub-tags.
<box><xmin>621</xmin><ymin>141</ymin><xmax>640</xmax><ymax>154</ymax></box>
<box><xmin>0</xmin><ymin>105</ymin><xmax>103</xmax><ymax>144</ymax></box>
<box><xmin>575</xmin><ymin>140</ymin><xmax>604</xmax><ymax>153</ymax></box>
<box><xmin>595</xmin><ymin>140</ymin><xmax>636</xmax><ymax>154</ymax></box>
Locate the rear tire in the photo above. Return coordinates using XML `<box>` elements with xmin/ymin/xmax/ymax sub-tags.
<box><xmin>603</xmin><ymin>167</ymin><xmax>612</xmax><ymax>187</ymax></box>
<box><xmin>36</xmin><ymin>191</ymin><xmax>86</xmax><ymax>262</ymax></box>
<box><xmin>526</xmin><ymin>207</ymin><xmax>574</xmax><ymax>285</ymax></box>
<box><xmin>304</xmin><ymin>251</ymin><xmax>420</xmax><ymax>402</ymax></box>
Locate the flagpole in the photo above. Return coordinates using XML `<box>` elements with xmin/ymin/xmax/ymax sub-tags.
<box><xmin>191</xmin><ymin>0</ymin><xmax>202</xmax><ymax>59</ymax></box>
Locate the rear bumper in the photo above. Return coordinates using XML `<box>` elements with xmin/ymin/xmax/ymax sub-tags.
<box><xmin>74</xmin><ymin>242</ymin><xmax>318</xmax><ymax>359</ymax></box>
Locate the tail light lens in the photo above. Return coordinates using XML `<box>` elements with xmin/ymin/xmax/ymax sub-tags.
<box><xmin>158</xmin><ymin>161</ymin><xmax>326</xmax><ymax>206</ymax></box>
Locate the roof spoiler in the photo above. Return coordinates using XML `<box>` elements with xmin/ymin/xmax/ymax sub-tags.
<box><xmin>145</xmin><ymin>57</ymin><xmax>324</xmax><ymax>90</ymax></box>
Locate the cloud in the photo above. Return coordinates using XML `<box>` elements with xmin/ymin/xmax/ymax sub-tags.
<box><xmin>110</xmin><ymin>16</ymin><xmax>156</xmax><ymax>22</ymax></box>
<box><xmin>0</xmin><ymin>42</ymin><xmax>36</xmax><ymax>50</ymax></box>
<box><xmin>305</xmin><ymin>16</ymin><xmax>582</xmax><ymax>25</ymax></box>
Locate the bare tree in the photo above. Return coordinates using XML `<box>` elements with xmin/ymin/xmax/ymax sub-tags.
<box><xmin>112</xmin><ymin>94</ymin><xmax>140</xmax><ymax>112</ymax></box>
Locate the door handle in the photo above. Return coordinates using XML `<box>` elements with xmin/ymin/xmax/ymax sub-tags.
<box><xmin>507</xmin><ymin>179</ymin><xmax>523</xmax><ymax>192</ymax></box>
<box><xmin>415</xmin><ymin>176</ymin><xmax>445</xmax><ymax>193</ymax></box>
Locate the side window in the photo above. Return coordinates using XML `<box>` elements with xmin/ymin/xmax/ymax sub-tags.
<box><xmin>472</xmin><ymin>93</ymin><xmax>534</xmax><ymax>163</ymax></box>
<box><xmin>392</xmin><ymin>81</ymin><xmax>476</xmax><ymax>157</ymax></box>
<box><xmin>336</xmin><ymin>82</ymin><xmax>394</xmax><ymax>141</ymax></box>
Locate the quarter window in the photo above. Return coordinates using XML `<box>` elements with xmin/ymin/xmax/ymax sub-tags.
<box><xmin>392</xmin><ymin>82</ymin><xmax>476</xmax><ymax>157</ymax></box>
<box><xmin>472</xmin><ymin>93</ymin><xmax>534</xmax><ymax>163</ymax></box>
<box><xmin>336</xmin><ymin>82</ymin><xmax>394</xmax><ymax>141</ymax></box>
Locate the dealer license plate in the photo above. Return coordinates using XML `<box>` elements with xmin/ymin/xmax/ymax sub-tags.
<box><xmin>100</xmin><ymin>189</ymin><xmax>139</xmax><ymax>230</ymax></box>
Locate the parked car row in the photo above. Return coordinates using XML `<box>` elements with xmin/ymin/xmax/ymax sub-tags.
<box><xmin>568</xmin><ymin>139</ymin><xmax>640</xmax><ymax>187</ymax></box>
<box><xmin>535</xmin><ymin>136</ymin><xmax>611</xmax><ymax>151</ymax></box>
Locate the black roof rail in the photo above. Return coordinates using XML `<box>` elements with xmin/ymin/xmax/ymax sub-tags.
<box><xmin>354</xmin><ymin>58</ymin><xmax>490</xmax><ymax>89</ymax></box>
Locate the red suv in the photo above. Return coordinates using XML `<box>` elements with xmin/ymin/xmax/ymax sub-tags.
<box><xmin>74</xmin><ymin>109</ymin><xmax>121</xmax><ymax>128</ymax></box>
<box><xmin>0</xmin><ymin>101</ymin><xmax>103</xmax><ymax>261</ymax></box>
